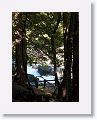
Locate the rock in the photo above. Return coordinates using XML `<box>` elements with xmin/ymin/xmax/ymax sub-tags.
<box><xmin>38</xmin><ymin>65</ymin><xmax>52</xmax><ymax>75</ymax></box>
<box><xmin>12</xmin><ymin>82</ymin><xmax>35</xmax><ymax>102</ymax></box>
<box><xmin>27</xmin><ymin>74</ymin><xmax>39</xmax><ymax>88</ymax></box>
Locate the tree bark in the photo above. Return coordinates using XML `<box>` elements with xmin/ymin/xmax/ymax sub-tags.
<box><xmin>50</xmin><ymin>13</ymin><xmax>61</xmax><ymax>86</ymax></box>
<box><xmin>15</xmin><ymin>13</ymin><xmax>27</xmax><ymax>85</ymax></box>
<box><xmin>64</xmin><ymin>12</ymin><xmax>75</xmax><ymax>101</ymax></box>
<box><xmin>21</xmin><ymin>13</ymin><xmax>28</xmax><ymax>74</ymax></box>
<box><xmin>61</xmin><ymin>12</ymin><xmax>79</xmax><ymax>101</ymax></box>
<box><xmin>72</xmin><ymin>12</ymin><xmax>79</xmax><ymax>101</ymax></box>
<box><xmin>58</xmin><ymin>13</ymin><xmax>71</xmax><ymax>101</ymax></box>
<box><xmin>51</xmin><ymin>13</ymin><xmax>61</xmax><ymax>72</ymax></box>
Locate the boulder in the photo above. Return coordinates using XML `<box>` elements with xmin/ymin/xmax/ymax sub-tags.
<box><xmin>38</xmin><ymin>65</ymin><xmax>52</xmax><ymax>76</ymax></box>
<box><xmin>12</xmin><ymin>82</ymin><xmax>35</xmax><ymax>102</ymax></box>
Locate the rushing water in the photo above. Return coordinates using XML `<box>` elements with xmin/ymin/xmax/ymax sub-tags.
<box><xmin>27</xmin><ymin>65</ymin><xmax>55</xmax><ymax>84</ymax></box>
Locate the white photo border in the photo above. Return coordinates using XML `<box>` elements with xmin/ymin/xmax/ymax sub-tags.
<box><xmin>0</xmin><ymin>0</ymin><xmax>91</xmax><ymax>114</ymax></box>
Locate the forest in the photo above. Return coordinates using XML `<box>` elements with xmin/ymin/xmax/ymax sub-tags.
<box><xmin>12</xmin><ymin>12</ymin><xmax>79</xmax><ymax>102</ymax></box>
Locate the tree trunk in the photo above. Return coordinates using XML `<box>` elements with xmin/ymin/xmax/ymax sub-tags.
<box><xmin>50</xmin><ymin>13</ymin><xmax>61</xmax><ymax>86</ymax></box>
<box><xmin>62</xmin><ymin>12</ymin><xmax>79</xmax><ymax>101</ymax></box>
<box><xmin>15</xmin><ymin>13</ymin><xmax>27</xmax><ymax>85</ymax></box>
<box><xmin>64</xmin><ymin>12</ymin><xmax>75</xmax><ymax>101</ymax></box>
<box><xmin>59</xmin><ymin>13</ymin><xmax>71</xmax><ymax>101</ymax></box>
<box><xmin>72</xmin><ymin>13</ymin><xmax>79</xmax><ymax>101</ymax></box>
<box><xmin>22</xmin><ymin>13</ymin><xmax>27</xmax><ymax>74</ymax></box>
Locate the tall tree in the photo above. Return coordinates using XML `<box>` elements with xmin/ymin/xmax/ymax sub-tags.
<box><xmin>62</xmin><ymin>12</ymin><xmax>79</xmax><ymax>101</ymax></box>
<box><xmin>22</xmin><ymin>13</ymin><xmax>28</xmax><ymax>74</ymax></box>
<box><xmin>71</xmin><ymin>12</ymin><xmax>79</xmax><ymax>101</ymax></box>
<box><xmin>65</xmin><ymin>13</ymin><xmax>74</xmax><ymax>101</ymax></box>
<box><xmin>13</xmin><ymin>12</ymin><xmax>27</xmax><ymax>85</ymax></box>
<box><xmin>50</xmin><ymin>12</ymin><xmax>61</xmax><ymax>85</ymax></box>
<box><xmin>61</xmin><ymin>12</ymin><xmax>70</xmax><ymax>101</ymax></box>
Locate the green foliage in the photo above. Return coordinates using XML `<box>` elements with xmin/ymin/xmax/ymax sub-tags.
<box><xmin>12</xmin><ymin>12</ymin><xmax>70</xmax><ymax>65</ymax></box>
